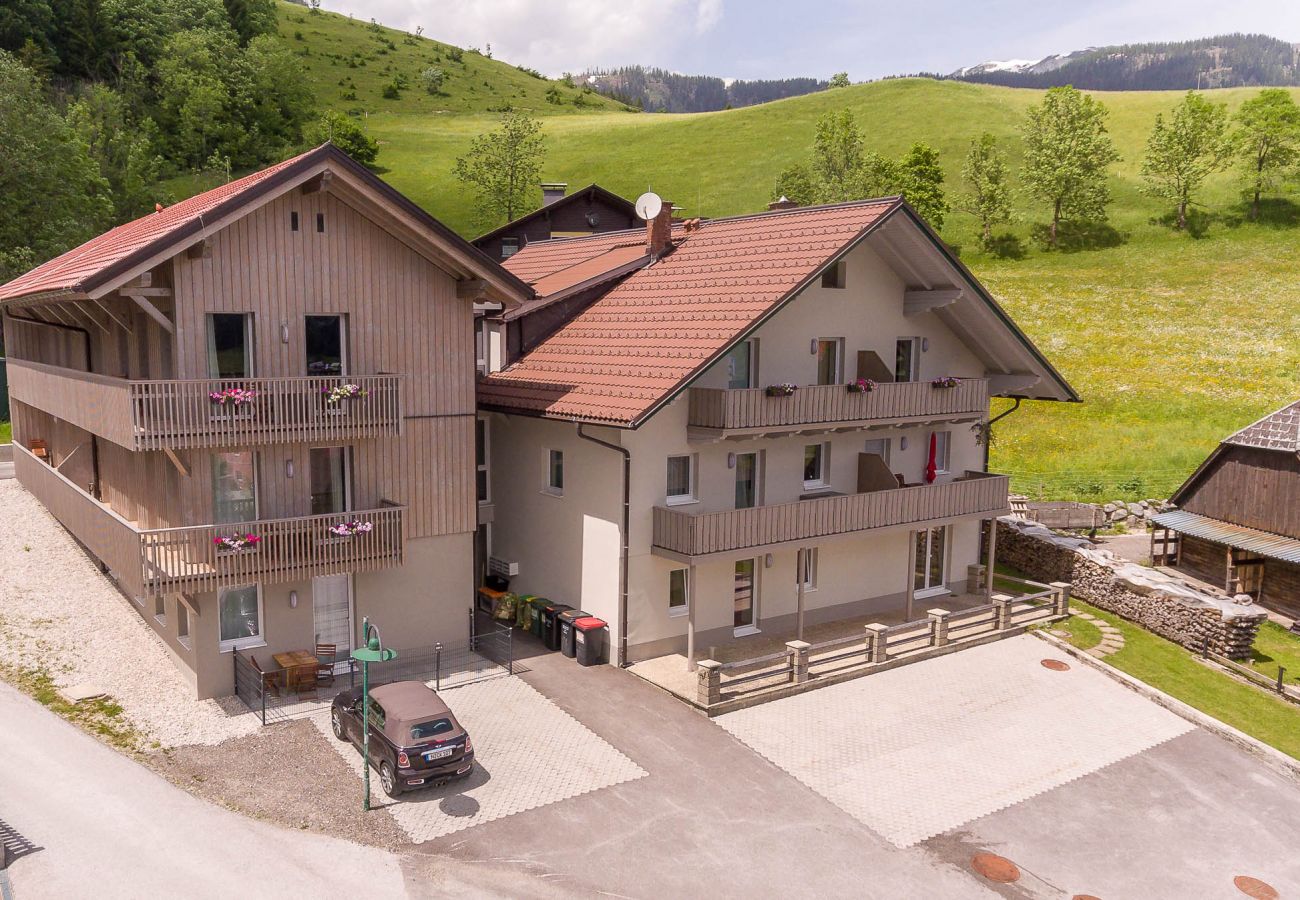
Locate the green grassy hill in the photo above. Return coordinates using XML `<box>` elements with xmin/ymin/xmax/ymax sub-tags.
<box><xmin>276</xmin><ymin>6</ymin><xmax>1300</xmax><ymax>501</ymax></box>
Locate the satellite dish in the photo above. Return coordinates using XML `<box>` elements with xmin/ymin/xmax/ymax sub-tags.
<box><xmin>635</xmin><ymin>191</ymin><xmax>663</xmax><ymax>221</ymax></box>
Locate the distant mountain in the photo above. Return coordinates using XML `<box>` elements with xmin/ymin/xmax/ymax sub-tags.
<box><xmin>581</xmin><ymin>66</ymin><xmax>826</xmax><ymax>112</ymax></box>
<box><xmin>950</xmin><ymin>34</ymin><xmax>1300</xmax><ymax>91</ymax></box>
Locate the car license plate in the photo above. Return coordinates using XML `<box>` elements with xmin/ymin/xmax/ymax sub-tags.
<box><xmin>424</xmin><ymin>747</ymin><xmax>454</xmax><ymax>762</ymax></box>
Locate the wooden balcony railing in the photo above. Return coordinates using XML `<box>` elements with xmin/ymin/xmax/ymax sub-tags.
<box><xmin>652</xmin><ymin>472</ymin><xmax>1009</xmax><ymax>558</ymax></box>
<box><xmin>687</xmin><ymin>378</ymin><xmax>988</xmax><ymax>434</ymax></box>
<box><xmin>15</xmin><ymin>444</ymin><xmax>404</xmax><ymax>598</ymax></box>
<box><xmin>7</xmin><ymin>359</ymin><xmax>402</xmax><ymax>450</ymax></box>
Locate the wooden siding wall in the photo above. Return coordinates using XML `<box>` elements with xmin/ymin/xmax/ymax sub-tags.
<box><xmin>170</xmin><ymin>188</ymin><xmax>477</xmax><ymax>538</ymax></box>
<box><xmin>1181</xmin><ymin>446</ymin><xmax>1300</xmax><ymax>539</ymax></box>
<box><xmin>5</xmin><ymin>297</ymin><xmax>174</xmax><ymax>379</ymax></box>
<box><xmin>473</xmin><ymin>192</ymin><xmax>639</xmax><ymax>260</ymax></box>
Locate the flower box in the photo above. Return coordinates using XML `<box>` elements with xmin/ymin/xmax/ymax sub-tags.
<box><xmin>328</xmin><ymin>519</ymin><xmax>374</xmax><ymax>537</ymax></box>
<box><xmin>322</xmin><ymin>383</ymin><xmax>369</xmax><ymax>405</ymax></box>
<box><xmin>213</xmin><ymin>533</ymin><xmax>262</xmax><ymax>552</ymax></box>
<box><xmin>209</xmin><ymin>388</ymin><xmax>258</xmax><ymax>407</ymax></box>
<box><xmin>931</xmin><ymin>376</ymin><xmax>962</xmax><ymax>389</ymax></box>
<box><xmin>846</xmin><ymin>378</ymin><xmax>876</xmax><ymax>394</ymax></box>
<box><xmin>764</xmin><ymin>383</ymin><xmax>798</xmax><ymax>398</ymax></box>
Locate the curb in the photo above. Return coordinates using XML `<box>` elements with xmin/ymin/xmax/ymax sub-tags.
<box><xmin>1032</xmin><ymin>630</ymin><xmax>1300</xmax><ymax>783</ymax></box>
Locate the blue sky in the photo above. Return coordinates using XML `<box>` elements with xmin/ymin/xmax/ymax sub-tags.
<box><xmin>325</xmin><ymin>0</ymin><xmax>1300</xmax><ymax>80</ymax></box>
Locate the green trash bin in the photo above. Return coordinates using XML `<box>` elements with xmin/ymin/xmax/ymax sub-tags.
<box><xmin>527</xmin><ymin>596</ymin><xmax>550</xmax><ymax>638</ymax></box>
<box><xmin>514</xmin><ymin>594</ymin><xmax>535</xmax><ymax>630</ymax></box>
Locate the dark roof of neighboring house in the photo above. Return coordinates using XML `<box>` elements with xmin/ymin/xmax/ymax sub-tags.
<box><xmin>1170</xmin><ymin>398</ymin><xmax>1300</xmax><ymax>506</ymax></box>
<box><xmin>0</xmin><ymin>143</ymin><xmax>532</xmax><ymax>308</ymax></box>
<box><xmin>471</xmin><ymin>184</ymin><xmax>639</xmax><ymax>247</ymax></box>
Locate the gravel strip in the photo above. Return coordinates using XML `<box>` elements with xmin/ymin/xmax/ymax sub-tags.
<box><xmin>0</xmin><ymin>480</ymin><xmax>260</xmax><ymax>747</ymax></box>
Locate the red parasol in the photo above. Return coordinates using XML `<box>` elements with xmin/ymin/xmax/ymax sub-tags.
<box><xmin>925</xmin><ymin>432</ymin><xmax>938</xmax><ymax>484</ymax></box>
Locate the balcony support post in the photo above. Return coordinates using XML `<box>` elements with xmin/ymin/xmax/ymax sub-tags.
<box><xmin>904</xmin><ymin>530</ymin><xmax>918</xmax><ymax>620</ymax></box>
<box><xmin>795</xmin><ymin>547</ymin><xmax>807</xmax><ymax>640</ymax></box>
<box><xmin>985</xmin><ymin>517</ymin><xmax>998</xmax><ymax>600</ymax></box>
<box><xmin>686</xmin><ymin>563</ymin><xmax>698</xmax><ymax>672</ymax></box>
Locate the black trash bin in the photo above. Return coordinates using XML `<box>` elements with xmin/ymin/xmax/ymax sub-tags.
<box><xmin>558</xmin><ymin>609</ymin><xmax>589</xmax><ymax>658</ymax></box>
<box><xmin>542</xmin><ymin>603</ymin><xmax>572</xmax><ymax>651</ymax></box>
<box><xmin>574</xmin><ymin>617</ymin><xmax>608</xmax><ymax>667</ymax></box>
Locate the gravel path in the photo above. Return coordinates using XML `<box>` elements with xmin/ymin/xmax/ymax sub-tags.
<box><xmin>0</xmin><ymin>480</ymin><xmax>259</xmax><ymax>747</ymax></box>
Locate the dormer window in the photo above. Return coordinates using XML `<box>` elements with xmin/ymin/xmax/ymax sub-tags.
<box><xmin>501</xmin><ymin>237</ymin><xmax>520</xmax><ymax>259</ymax></box>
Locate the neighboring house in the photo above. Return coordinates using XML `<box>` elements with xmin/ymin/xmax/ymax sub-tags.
<box><xmin>1155</xmin><ymin>400</ymin><xmax>1300</xmax><ymax>620</ymax></box>
<box><xmin>471</xmin><ymin>183</ymin><xmax>640</xmax><ymax>262</ymax></box>
<box><xmin>478</xmin><ymin>198</ymin><xmax>1077</xmax><ymax>668</ymax></box>
<box><xmin>0</xmin><ymin>144</ymin><xmax>529</xmax><ymax>699</ymax></box>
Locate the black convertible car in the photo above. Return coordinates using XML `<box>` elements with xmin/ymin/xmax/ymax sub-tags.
<box><xmin>331</xmin><ymin>680</ymin><xmax>474</xmax><ymax>798</ymax></box>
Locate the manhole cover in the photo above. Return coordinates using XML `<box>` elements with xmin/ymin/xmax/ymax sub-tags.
<box><xmin>1041</xmin><ymin>659</ymin><xmax>1071</xmax><ymax>671</ymax></box>
<box><xmin>1073</xmin><ymin>895</ymin><xmax>1103</xmax><ymax>900</ymax></box>
<box><xmin>1234</xmin><ymin>875</ymin><xmax>1279</xmax><ymax>899</ymax></box>
<box><xmin>971</xmin><ymin>853</ymin><xmax>1020</xmax><ymax>883</ymax></box>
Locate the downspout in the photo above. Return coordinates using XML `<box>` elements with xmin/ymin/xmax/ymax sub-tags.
<box><xmin>982</xmin><ymin>397</ymin><xmax>1022</xmax><ymax>472</ymax></box>
<box><xmin>575</xmin><ymin>422</ymin><xmax>631</xmax><ymax>667</ymax></box>
<box><xmin>7</xmin><ymin>311</ymin><xmax>101</xmax><ymax>499</ymax></box>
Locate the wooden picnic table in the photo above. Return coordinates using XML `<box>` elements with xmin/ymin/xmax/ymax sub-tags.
<box><xmin>273</xmin><ymin>650</ymin><xmax>319</xmax><ymax>693</ymax></box>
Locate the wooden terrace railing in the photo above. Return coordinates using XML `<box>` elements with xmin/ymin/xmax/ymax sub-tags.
<box><xmin>7</xmin><ymin>359</ymin><xmax>402</xmax><ymax>450</ymax></box>
<box><xmin>653</xmin><ymin>472</ymin><xmax>1010</xmax><ymax>558</ymax></box>
<box><xmin>687</xmin><ymin>378</ymin><xmax>988</xmax><ymax>433</ymax></box>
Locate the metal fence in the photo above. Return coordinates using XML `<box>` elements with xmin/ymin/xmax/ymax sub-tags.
<box><xmin>234</xmin><ymin>623</ymin><xmax>515</xmax><ymax>725</ymax></box>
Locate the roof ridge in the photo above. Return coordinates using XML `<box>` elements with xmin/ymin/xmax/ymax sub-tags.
<box><xmin>1224</xmin><ymin>398</ymin><xmax>1300</xmax><ymax>450</ymax></box>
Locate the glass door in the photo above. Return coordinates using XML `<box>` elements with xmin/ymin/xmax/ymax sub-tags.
<box><xmin>305</xmin><ymin>315</ymin><xmax>346</xmax><ymax>376</ymax></box>
<box><xmin>212</xmin><ymin>451</ymin><xmax>258</xmax><ymax>523</ymax></box>
<box><xmin>734</xmin><ymin>558</ymin><xmax>758</xmax><ymax>633</ymax></box>
<box><xmin>914</xmin><ymin>526</ymin><xmax>948</xmax><ymax>598</ymax></box>
<box><xmin>734</xmin><ymin>452</ymin><xmax>760</xmax><ymax>509</ymax></box>
<box><xmin>310</xmin><ymin>446</ymin><xmax>351</xmax><ymax>515</ymax></box>
<box><xmin>207</xmin><ymin>314</ymin><xmax>253</xmax><ymax>378</ymax></box>
<box><xmin>816</xmin><ymin>339</ymin><xmax>842</xmax><ymax>385</ymax></box>
<box><xmin>726</xmin><ymin>340</ymin><xmax>756</xmax><ymax>389</ymax></box>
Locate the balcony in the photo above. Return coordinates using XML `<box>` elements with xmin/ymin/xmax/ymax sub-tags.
<box><xmin>15</xmin><ymin>445</ymin><xmax>404</xmax><ymax>598</ymax></box>
<box><xmin>652</xmin><ymin>472</ymin><xmax>1009</xmax><ymax>559</ymax></box>
<box><xmin>7</xmin><ymin>359</ymin><xmax>402</xmax><ymax>451</ymax></box>
<box><xmin>686</xmin><ymin>378</ymin><xmax>988</xmax><ymax>439</ymax></box>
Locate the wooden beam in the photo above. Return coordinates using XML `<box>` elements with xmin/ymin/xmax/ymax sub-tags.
<box><xmin>903</xmin><ymin>288</ymin><xmax>962</xmax><ymax>316</ymax></box>
<box><xmin>457</xmin><ymin>278</ymin><xmax>488</xmax><ymax>301</ymax></box>
<box><xmin>91</xmin><ymin>297</ymin><xmax>133</xmax><ymax>333</ymax></box>
<box><xmin>163</xmin><ymin>447</ymin><xmax>191</xmax><ymax>478</ymax></box>
<box><xmin>123</xmin><ymin>286</ymin><xmax>172</xmax><ymax>298</ymax></box>
<box><xmin>123</xmin><ymin>292</ymin><xmax>175</xmax><ymax>334</ymax></box>
<box><xmin>65</xmin><ymin>302</ymin><xmax>111</xmax><ymax>334</ymax></box>
<box><xmin>987</xmin><ymin>373</ymin><xmax>1042</xmax><ymax>395</ymax></box>
<box><xmin>300</xmin><ymin>171</ymin><xmax>332</xmax><ymax>194</ymax></box>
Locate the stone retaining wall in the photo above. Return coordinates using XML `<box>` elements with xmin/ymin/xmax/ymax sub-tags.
<box><xmin>997</xmin><ymin>517</ymin><xmax>1266</xmax><ymax>659</ymax></box>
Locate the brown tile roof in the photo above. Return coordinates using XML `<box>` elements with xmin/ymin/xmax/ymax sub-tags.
<box><xmin>0</xmin><ymin>149</ymin><xmax>315</xmax><ymax>303</ymax></box>
<box><xmin>1224</xmin><ymin>400</ymin><xmax>1300</xmax><ymax>453</ymax></box>
<box><xmin>500</xmin><ymin>229</ymin><xmax>653</xmax><ymax>283</ymax></box>
<box><xmin>480</xmin><ymin>199</ymin><xmax>901</xmax><ymax>426</ymax></box>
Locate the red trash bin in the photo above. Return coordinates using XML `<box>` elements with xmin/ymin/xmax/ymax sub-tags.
<box><xmin>573</xmin><ymin>616</ymin><xmax>608</xmax><ymax>666</ymax></box>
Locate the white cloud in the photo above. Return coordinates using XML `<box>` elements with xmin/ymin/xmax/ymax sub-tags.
<box><xmin>322</xmin><ymin>0</ymin><xmax>726</xmax><ymax>75</ymax></box>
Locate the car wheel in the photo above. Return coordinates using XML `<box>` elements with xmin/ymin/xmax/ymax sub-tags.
<box><xmin>330</xmin><ymin>708</ymin><xmax>345</xmax><ymax>740</ymax></box>
<box><xmin>380</xmin><ymin>761</ymin><xmax>401</xmax><ymax>798</ymax></box>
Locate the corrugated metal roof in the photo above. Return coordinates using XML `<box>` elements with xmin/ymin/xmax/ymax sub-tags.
<box><xmin>1152</xmin><ymin>509</ymin><xmax>1300</xmax><ymax>564</ymax></box>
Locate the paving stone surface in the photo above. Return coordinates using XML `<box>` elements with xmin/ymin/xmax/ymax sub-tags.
<box><xmin>312</xmin><ymin>676</ymin><xmax>646</xmax><ymax>843</ymax></box>
<box><xmin>717</xmin><ymin>635</ymin><xmax>1193</xmax><ymax>848</ymax></box>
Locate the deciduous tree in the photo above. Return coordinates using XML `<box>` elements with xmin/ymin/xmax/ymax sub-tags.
<box><xmin>1140</xmin><ymin>91</ymin><xmax>1229</xmax><ymax>230</ymax></box>
<box><xmin>453</xmin><ymin>110</ymin><xmax>546</xmax><ymax>225</ymax></box>
<box><xmin>1231</xmin><ymin>88</ymin><xmax>1300</xmax><ymax>220</ymax></box>
<box><xmin>810</xmin><ymin>109</ymin><xmax>863</xmax><ymax>202</ymax></box>
<box><xmin>307</xmin><ymin>109</ymin><xmax>379</xmax><ymax>166</ymax></box>
<box><xmin>959</xmin><ymin>133</ymin><xmax>1012</xmax><ymax>247</ymax></box>
<box><xmin>898</xmin><ymin>142</ymin><xmax>947</xmax><ymax>229</ymax></box>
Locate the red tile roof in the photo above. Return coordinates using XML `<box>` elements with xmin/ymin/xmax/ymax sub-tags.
<box><xmin>501</xmin><ymin>230</ymin><xmax>650</xmax><ymax>284</ymax></box>
<box><xmin>0</xmin><ymin>149</ymin><xmax>316</xmax><ymax>303</ymax></box>
<box><xmin>479</xmin><ymin>199</ymin><xmax>901</xmax><ymax>426</ymax></box>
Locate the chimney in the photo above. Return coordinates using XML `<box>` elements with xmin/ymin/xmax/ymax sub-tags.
<box><xmin>768</xmin><ymin>195</ymin><xmax>799</xmax><ymax>211</ymax></box>
<box><xmin>541</xmin><ymin>182</ymin><xmax>568</xmax><ymax>206</ymax></box>
<box><xmin>647</xmin><ymin>203</ymin><xmax>674</xmax><ymax>258</ymax></box>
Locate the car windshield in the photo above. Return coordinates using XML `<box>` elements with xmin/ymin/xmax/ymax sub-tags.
<box><xmin>410</xmin><ymin>718</ymin><xmax>455</xmax><ymax>741</ymax></box>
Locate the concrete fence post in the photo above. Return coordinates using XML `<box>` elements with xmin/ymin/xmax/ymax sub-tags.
<box><xmin>696</xmin><ymin>659</ymin><xmax>722</xmax><ymax>707</ymax></box>
<box><xmin>786</xmin><ymin>640</ymin><xmax>811</xmax><ymax>684</ymax></box>
<box><xmin>865</xmin><ymin>623</ymin><xmax>888</xmax><ymax>663</ymax></box>
<box><xmin>1050</xmin><ymin>581</ymin><xmax>1072</xmax><ymax>616</ymax></box>
<box><xmin>992</xmin><ymin>593</ymin><xmax>1015</xmax><ymax>631</ymax></box>
<box><xmin>928</xmin><ymin>609</ymin><xmax>951</xmax><ymax>647</ymax></box>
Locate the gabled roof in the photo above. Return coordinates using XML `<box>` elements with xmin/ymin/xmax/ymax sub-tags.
<box><xmin>1170</xmin><ymin>398</ymin><xmax>1300</xmax><ymax>506</ymax></box>
<box><xmin>499</xmin><ymin>228</ymin><xmax>652</xmax><ymax>283</ymax></box>
<box><xmin>479</xmin><ymin>198</ymin><xmax>1077</xmax><ymax>427</ymax></box>
<box><xmin>471</xmin><ymin>183</ymin><xmax>638</xmax><ymax>247</ymax></box>
<box><xmin>0</xmin><ymin>143</ymin><xmax>532</xmax><ymax>308</ymax></box>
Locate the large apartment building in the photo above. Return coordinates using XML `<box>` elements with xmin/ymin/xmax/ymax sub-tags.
<box><xmin>0</xmin><ymin>144</ymin><xmax>528</xmax><ymax>698</ymax></box>
<box><xmin>478</xmin><ymin>198</ymin><xmax>1077</xmax><ymax>667</ymax></box>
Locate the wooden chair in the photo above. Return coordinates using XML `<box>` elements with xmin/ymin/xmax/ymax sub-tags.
<box><xmin>248</xmin><ymin>654</ymin><xmax>280</xmax><ymax>697</ymax></box>
<box><xmin>315</xmin><ymin>643</ymin><xmax>338</xmax><ymax>686</ymax></box>
<box><xmin>29</xmin><ymin>439</ymin><xmax>48</xmax><ymax>461</ymax></box>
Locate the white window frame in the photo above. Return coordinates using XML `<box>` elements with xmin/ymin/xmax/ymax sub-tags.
<box><xmin>895</xmin><ymin>336</ymin><xmax>921</xmax><ymax>383</ymax></box>
<box><xmin>863</xmin><ymin>438</ymin><xmax>891</xmax><ymax>467</ymax></box>
<box><xmin>803</xmin><ymin>442</ymin><xmax>831</xmax><ymax>492</ymax></box>
<box><xmin>733</xmin><ymin>557</ymin><xmax>761</xmax><ymax>637</ymax></box>
<box><xmin>914</xmin><ymin>526</ymin><xmax>950</xmax><ymax>600</ymax></box>
<box><xmin>733</xmin><ymin>450</ymin><xmax>764</xmax><ymax>510</ymax></box>
<box><xmin>668</xmin><ymin>568</ymin><xmax>689</xmax><ymax>617</ymax></box>
<box><xmin>726</xmin><ymin>338</ymin><xmax>759</xmax><ymax>389</ymax></box>
<box><xmin>476</xmin><ymin>416</ymin><xmax>491</xmax><ymax>504</ymax></box>
<box><xmin>933</xmin><ymin>430</ymin><xmax>951</xmax><ymax>475</ymax></box>
<box><xmin>665</xmin><ymin>454</ymin><xmax>697</xmax><ymax>506</ymax></box>
<box><xmin>798</xmin><ymin>548</ymin><xmax>819</xmax><ymax>592</ymax></box>
<box><xmin>218</xmin><ymin>583</ymin><xmax>265</xmax><ymax>652</ymax></box>
<box><xmin>544</xmin><ymin>448</ymin><xmax>564</xmax><ymax>497</ymax></box>
<box><xmin>816</xmin><ymin>337</ymin><xmax>844</xmax><ymax>386</ymax></box>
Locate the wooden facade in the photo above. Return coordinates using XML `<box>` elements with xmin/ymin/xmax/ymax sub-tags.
<box><xmin>471</xmin><ymin>185</ymin><xmax>639</xmax><ymax>261</ymax></box>
<box><xmin>1177</xmin><ymin>445</ymin><xmax>1300</xmax><ymax>539</ymax></box>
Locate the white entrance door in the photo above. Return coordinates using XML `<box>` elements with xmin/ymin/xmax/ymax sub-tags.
<box><xmin>313</xmin><ymin>574</ymin><xmax>353</xmax><ymax>671</ymax></box>
<box><xmin>914</xmin><ymin>526</ymin><xmax>949</xmax><ymax>599</ymax></box>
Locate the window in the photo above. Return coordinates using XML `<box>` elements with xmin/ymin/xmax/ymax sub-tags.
<box><xmin>218</xmin><ymin>584</ymin><xmax>262</xmax><ymax>650</ymax></box>
<box><xmin>310</xmin><ymin>446</ymin><xmax>351</xmax><ymax>515</ymax></box>
<box><xmin>411</xmin><ymin>718</ymin><xmax>455</xmax><ymax>741</ymax></box>
<box><xmin>821</xmin><ymin>259</ymin><xmax>846</xmax><ymax>289</ymax></box>
<box><xmin>476</xmin><ymin>417</ymin><xmax>490</xmax><ymax>503</ymax></box>
<box><xmin>212</xmin><ymin>451</ymin><xmax>257</xmax><ymax>524</ymax></box>
<box><xmin>316</xmin><ymin>212</ymin><xmax>325</xmax><ymax>233</ymax></box>
<box><xmin>816</xmin><ymin>338</ymin><xmax>843</xmax><ymax>385</ymax></box>
<box><xmin>501</xmin><ymin>237</ymin><xmax>520</xmax><ymax>258</ymax></box>
<box><xmin>734</xmin><ymin>452</ymin><xmax>761</xmax><ymax>509</ymax></box>
<box><xmin>666</xmin><ymin>455</ymin><xmax>696</xmax><ymax>505</ymax></box>
<box><xmin>669</xmin><ymin>568</ymin><xmax>689</xmax><ymax>616</ymax></box>
<box><xmin>545</xmin><ymin>449</ymin><xmax>564</xmax><ymax>496</ymax></box>
<box><xmin>803</xmin><ymin>442</ymin><xmax>830</xmax><ymax>490</ymax></box>
<box><xmin>726</xmin><ymin>339</ymin><xmax>757</xmax><ymax>389</ymax></box>
<box><xmin>366</xmin><ymin>698</ymin><xmax>386</xmax><ymax>729</ymax></box>
<box><xmin>914</xmin><ymin>527</ymin><xmax>948</xmax><ymax>597</ymax></box>
<box><xmin>734</xmin><ymin>558</ymin><xmax>758</xmax><ymax>632</ymax></box>
<box><xmin>932</xmin><ymin>430</ymin><xmax>951</xmax><ymax>474</ymax></box>
<box><xmin>894</xmin><ymin>337</ymin><xmax>920</xmax><ymax>383</ymax></box>
<box><xmin>305</xmin><ymin>315</ymin><xmax>346</xmax><ymax>376</ymax></box>
<box><xmin>863</xmin><ymin>438</ymin><xmax>891</xmax><ymax>467</ymax></box>
<box><xmin>290</xmin><ymin>211</ymin><xmax>300</xmax><ymax>232</ymax></box>
<box><xmin>207</xmin><ymin>313</ymin><xmax>253</xmax><ymax>379</ymax></box>
<box><xmin>797</xmin><ymin>548</ymin><xmax>818</xmax><ymax>591</ymax></box>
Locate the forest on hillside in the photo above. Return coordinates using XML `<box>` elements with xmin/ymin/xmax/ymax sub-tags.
<box><xmin>582</xmin><ymin>65</ymin><xmax>826</xmax><ymax>112</ymax></box>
